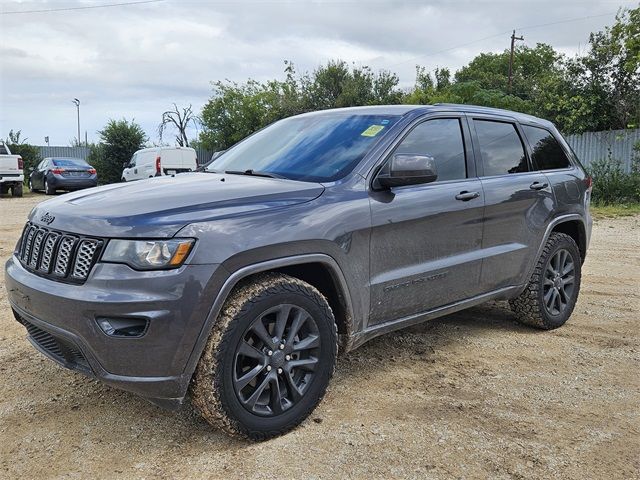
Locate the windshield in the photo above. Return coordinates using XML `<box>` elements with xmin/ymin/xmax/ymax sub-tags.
<box><xmin>207</xmin><ymin>113</ymin><xmax>400</xmax><ymax>182</ymax></box>
<box><xmin>53</xmin><ymin>158</ymin><xmax>88</xmax><ymax>167</ymax></box>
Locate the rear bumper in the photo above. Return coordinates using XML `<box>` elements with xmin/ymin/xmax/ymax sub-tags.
<box><xmin>5</xmin><ymin>255</ymin><xmax>221</xmax><ymax>407</ymax></box>
<box><xmin>0</xmin><ymin>174</ymin><xmax>24</xmax><ymax>184</ymax></box>
<box><xmin>50</xmin><ymin>174</ymin><xmax>97</xmax><ymax>189</ymax></box>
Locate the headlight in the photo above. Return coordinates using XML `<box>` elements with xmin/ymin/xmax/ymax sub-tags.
<box><xmin>102</xmin><ymin>239</ymin><xmax>194</xmax><ymax>270</ymax></box>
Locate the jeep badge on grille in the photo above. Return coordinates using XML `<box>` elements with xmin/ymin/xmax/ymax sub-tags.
<box><xmin>40</xmin><ymin>212</ymin><xmax>55</xmax><ymax>225</ymax></box>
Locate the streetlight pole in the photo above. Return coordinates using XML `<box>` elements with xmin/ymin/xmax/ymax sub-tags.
<box><xmin>72</xmin><ymin>98</ymin><xmax>81</xmax><ymax>145</ymax></box>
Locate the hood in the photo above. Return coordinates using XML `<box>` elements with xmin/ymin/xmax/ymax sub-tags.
<box><xmin>29</xmin><ymin>173</ymin><xmax>325</xmax><ymax>238</ymax></box>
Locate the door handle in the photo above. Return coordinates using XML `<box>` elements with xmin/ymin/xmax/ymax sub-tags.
<box><xmin>455</xmin><ymin>191</ymin><xmax>480</xmax><ymax>201</ymax></box>
<box><xmin>530</xmin><ymin>181</ymin><xmax>548</xmax><ymax>190</ymax></box>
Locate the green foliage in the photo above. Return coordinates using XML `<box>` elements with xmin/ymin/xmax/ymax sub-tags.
<box><xmin>196</xmin><ymin>7</ymin><xmax>640</xmax><ymax>208</ymax></box>
<box><xmin>90</xmin><ymin>119</ymin><xmax>147</xmax><ymax>184</ymax></box>
<box><xmin>199</xmin><ymin>61</ymin><xmax>402</xmax><ymax>150</ymax></box>
<box><xmin>4</xmin><ymin>129</ymin><xmax>42</xmax><ymax>184</ymax></box>
<box><xmin>586</xmin><ymin>158</ymin><xmax>640</xmax><ymax>205</ymax></box>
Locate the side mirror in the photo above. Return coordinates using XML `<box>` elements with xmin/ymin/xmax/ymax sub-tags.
<box><xmin>375</xmin><ymin>154</ymin><xmax>438</xmax><ymax>189</ymax></box>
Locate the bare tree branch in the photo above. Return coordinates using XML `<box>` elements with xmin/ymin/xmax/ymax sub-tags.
<box><xmin>158</xmin><ymin>103</ymin><xmax>200</xmax><ymax>147</ymax></box>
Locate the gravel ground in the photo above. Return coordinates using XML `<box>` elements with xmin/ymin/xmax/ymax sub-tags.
<box><xmin>0</xmin><ymin>193</ymin><xmax>638</xmax><ymax>479</ymax></box>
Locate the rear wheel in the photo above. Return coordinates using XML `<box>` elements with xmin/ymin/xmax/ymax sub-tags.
<box><xmin>510</xmin><ymin>232</ymin><xmax>581</xmax><ymax>329</ymax></box>
<box><xmin>11</xmin><ymin>183</ymin><xmax>23</xmax><ymax>197</ymax></box>
<box><xmin>44</xmin><ymin>178</ymin><xmax>55</xmax><ymax>195</ymax></box>
<box><xmin>191</xmin><ymin>273</ymin><xmax>337</xmax><ymax>440</ymax></box>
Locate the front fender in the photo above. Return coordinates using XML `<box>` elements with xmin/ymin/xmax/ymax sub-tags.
<box><xmin>180</xmin><ymin>253</ymin><xmax>358</xmax><ymax>394</ymax></box>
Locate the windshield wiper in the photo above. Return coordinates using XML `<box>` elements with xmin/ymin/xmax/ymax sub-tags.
<box><xmin>224</xmin><ymin>169</ymin><xmax>285</xmax><ymax>179</ymax></box>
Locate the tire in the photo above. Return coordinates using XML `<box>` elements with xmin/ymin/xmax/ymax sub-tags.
<box><xmin>191</xmin><ymin>272</ymin><xmax>338</xmax><ymax>440</ymax></box>
<box><xmin>11</xmin><ymin>183</ymin><xmax>23</xmax><ymax>197</ymax></box>
<box><xmin>29</xmin><ymin>179</ymin><xmax>36</xmax><ymax>192</ymax></box>
<box><xmin>44</xmin><ymin>178</ymin><xmax>55</xmax><ymax>195</ymax></box>
<box><xmin>509</xmin><ymin>232</ymin><xmax>581</xmax><ymax>329</ymax></box>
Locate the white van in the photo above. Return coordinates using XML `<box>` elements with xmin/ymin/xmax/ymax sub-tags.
<box><xmin>122</xmin><ymin>146</ymin><xmax>198</xmax><ymax>182</ymax></box>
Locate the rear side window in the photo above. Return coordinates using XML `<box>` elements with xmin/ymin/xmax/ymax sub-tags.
<box><xmin>474</xmin><ymin>120</ymin><xmax>528</xmax><ymax>176</ymax></box>
<box><xmin>522</xmin><ymin>125</ymin><xmax>571</xmax><ymax>170</ymax></box>
<box><xmin>394</xmin><ymin>118</ymin><xmax>466</xmax><ymax>182</ymax></box>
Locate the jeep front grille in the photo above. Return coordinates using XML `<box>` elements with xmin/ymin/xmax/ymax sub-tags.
<box><xmin>17</xmin><ymin>222</ymin><xmax>103</xmax><ymax>283</ymax></box>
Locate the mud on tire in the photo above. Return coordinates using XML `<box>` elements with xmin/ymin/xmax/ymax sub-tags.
<box><xmin>510</xmin><ymin>232</ymin><xmax>582</xmax><ymax>330</ymax></box>
<box><xmin>190</xmin><ymin>272</ymin><xmax>338</xmax><ymax>440</ymax></box>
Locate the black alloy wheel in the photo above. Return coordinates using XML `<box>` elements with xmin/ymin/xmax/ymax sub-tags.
<box><xmin>233</xmin><ymin>304</ymin><xmax>320</xmax><ymax>416</ymax></box>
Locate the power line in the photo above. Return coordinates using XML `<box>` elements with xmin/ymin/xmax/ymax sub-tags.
<box><xmin>380</xmin><ymin>10</ymin><xmax>620</xmax><ymax>70</ymax></box>
<box><xmin>0</xmin><ymin>0</ymin><xmax>165</xmax><ymax>15</ymax></box>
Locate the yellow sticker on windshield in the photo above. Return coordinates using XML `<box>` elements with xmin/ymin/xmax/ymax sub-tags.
<box><xmin>361</xmin><ymin>125</ymin><xmax>385</xmax><ymax>137</ymax></box>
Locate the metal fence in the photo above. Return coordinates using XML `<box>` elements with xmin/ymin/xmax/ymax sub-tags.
<box><xmin>36</xmin><ymin>128</ymin><xmax>640</xmax><ymax>172</ymax></box>
<box><xmin>565</xmin><ymin>128</ymin><xmax>639</xmax><ymax>173</ymax></box>
<box><xmin>37</xmin><ymin>146</ymin><xmax>91</xmax><ymax>160</ymax></box>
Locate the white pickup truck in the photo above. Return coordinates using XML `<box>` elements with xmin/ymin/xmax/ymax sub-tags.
<box><xmin>0</xmin><ymin>142</ymin><xmax>24</xmax><ymax>197</ymax></box>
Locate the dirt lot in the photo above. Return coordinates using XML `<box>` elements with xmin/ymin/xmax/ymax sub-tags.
<box><xmin>0</xmin><ymin>193</ymin><xmax>638</xmax><ymax>479</ymax></box>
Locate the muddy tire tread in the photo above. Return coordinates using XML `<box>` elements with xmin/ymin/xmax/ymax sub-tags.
<box><xmin>190</xmin><ymin>272</ymin><xmax>337</xmax><ymax>441</ymax></box>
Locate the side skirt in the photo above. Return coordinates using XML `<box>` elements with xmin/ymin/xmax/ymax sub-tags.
<box><xmin>348</xmin><ymin>285</ymin><xmax>523</xmax><ymax>351</ymax></box>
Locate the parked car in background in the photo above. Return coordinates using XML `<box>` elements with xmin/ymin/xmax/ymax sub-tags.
<box><xmin>29</xmin><ymin>157</ymin><xmax>97</xmax><ymax>195</ymax></box>
<box><xmin>0</xmin><ymin>142</ymin><xmax>24</xmax><ymax>197</ymax></box>
<box><xmin>122</xmin><ymin>146</ymin><xmax>197</xmax><ymax>181</ymax></box>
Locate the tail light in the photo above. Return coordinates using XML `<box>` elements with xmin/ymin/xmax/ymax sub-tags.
<box><xmin>155</xmin><ymin>156</ymin><xmax>161</xmax><ymax>175</ymax></box>
<box><xmin>51</xmin><ymin>168</ymin><xmax>65</xmax><ymax>174</ymax></box>
<box><xmin>584</xmin><ymin>176</ymin><xmax>592</xmax><ymax>191</ymax></box>
<box><xmin>88</xmin><ymin>168</ymin><xmax>96</xmax><ymax>174</ymax></box>
<box><xmin>17</xmin><ymin>157</ymin><xmax>23</xmax><ymax>169</ymax></box>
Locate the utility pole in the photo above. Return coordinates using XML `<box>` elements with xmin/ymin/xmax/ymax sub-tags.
<box><xmin>508</xmin><ymin>30</ymin><xmax>524</xmax><ymax>93</ymax></box>
<box><xmin>72</xmin><ymin>98</ymin><xmax>81</xmax><ymax>145</ymax></box>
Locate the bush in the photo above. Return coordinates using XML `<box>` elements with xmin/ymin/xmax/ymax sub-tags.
<box><xmin>91</xmin><ymin>119</ymin><xmax>147</xmax><ymax>185</ymax></box>
<box><xmin>8</xmin><ymin>143</ymin><xmax>41</xmax><ymax>184</ymax></box>
<box><xmin>587</xmin><ymin>158</ymin><xmax>640</xmax><ymax>205</ymax></box>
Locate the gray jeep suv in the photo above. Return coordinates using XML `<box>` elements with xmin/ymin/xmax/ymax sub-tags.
<box><xmin>5</xmin><ymin>104</ymin><xmax>592</xmax><ymax>440</ymax></box>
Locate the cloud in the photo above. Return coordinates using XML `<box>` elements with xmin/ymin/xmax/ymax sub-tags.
<box><xmin>0</xmin><ymin>0</ymin><xmax>634</xmax><ymax>145</ymax></box>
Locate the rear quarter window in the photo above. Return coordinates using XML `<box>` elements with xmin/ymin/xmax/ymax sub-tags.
<box><xmin>522</xmin><ymin>125</ymin><xmax>571</xmax><ymax>170</ymax></box>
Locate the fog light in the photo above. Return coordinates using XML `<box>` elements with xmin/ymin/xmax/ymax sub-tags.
<box><xmin>96</xmin><ymin>317</ymin><xmax>148</xmax><ymax>337</ymax></box>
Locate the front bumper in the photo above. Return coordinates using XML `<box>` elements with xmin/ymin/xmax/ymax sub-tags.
<box><xmin>5</xmin><ymin>255</ymin><xmax>220</xmax><ymax>407</ymax></box>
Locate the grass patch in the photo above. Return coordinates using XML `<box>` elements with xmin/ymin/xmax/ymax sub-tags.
<box><xmin>591</xmin><ymin>203</ymin><xmax>640</xmax><ymax>219</ymax></box>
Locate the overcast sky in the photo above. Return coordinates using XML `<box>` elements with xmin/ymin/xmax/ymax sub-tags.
<box><xmin>0</xmin><ymin>0</ymin><xmax>636</xmax><ymax>146</ymax></box>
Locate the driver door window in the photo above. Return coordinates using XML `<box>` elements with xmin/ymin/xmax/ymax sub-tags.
<box><xmin>394</xmin><ymin>118</ymin><xmax>467</xmax><ymax>182</ymax></box>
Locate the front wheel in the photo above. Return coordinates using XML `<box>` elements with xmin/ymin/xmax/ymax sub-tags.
<box><xmin>510</xmin><ymin>232</ymin><xmax>581</xmax><ymax>329</ymax></box>
<box><xmin>191</xmin><ymin>273</ymin><xmax>337</xmax><ymax>440</ymax></box>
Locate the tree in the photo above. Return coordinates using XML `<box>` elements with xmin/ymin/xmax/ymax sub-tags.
<box><xmin>199</xmin><ymin>60</ymin><xmax>403</xmax><ymax>151</ymax></box>
<box><xmin>566</xmin><ymin>7</ymin><xmax>640</xmax><ymax>131</ymax></box>
<box><xmin>4</xmin><ymin>129</ymin><xmax>41</xmax><ymax>184</ymax></box>
<box><xmin>198</xmin><ymin>8</ymin><xmax>638</xmax><ymax>150</ymax></box>
<box><xmin>90</xmin><ymin>119</ymin><xmax>147</xmax><ymax>184</ymax></box>
<box><xmin>158</xmin><ymin>104</ymin><xmax>199</xmax><ymax>147</ymax></box>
